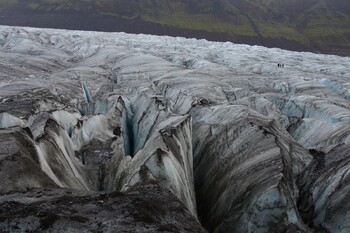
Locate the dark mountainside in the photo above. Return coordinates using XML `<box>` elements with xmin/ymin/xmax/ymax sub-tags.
<box><xmin>0</xmin><ymin>0</ymin><xmax>350</xmax><ymax>56</ymax></box>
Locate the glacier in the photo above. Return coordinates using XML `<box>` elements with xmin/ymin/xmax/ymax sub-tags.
<box><xmin>0</xmin><ymin>25</ymin><xmax>350</xmax><ymax>233</ymax></box>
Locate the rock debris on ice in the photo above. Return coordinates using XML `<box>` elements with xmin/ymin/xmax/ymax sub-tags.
<box><xmin>0</xmin><ymin>25</ymin><xmax>350</xmax><ymax>233</ymax></box>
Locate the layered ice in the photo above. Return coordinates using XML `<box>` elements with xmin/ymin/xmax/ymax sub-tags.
<box><xmin>0</xmin><ymin>25</ymin><xmax>350</xmax><ymax>232</ymax></box>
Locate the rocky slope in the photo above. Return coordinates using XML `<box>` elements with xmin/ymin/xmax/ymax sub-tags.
<box><xmin>0</xmin><ymin>182</ymin><xmax>206</xmax><ymax>232</ymax></box>
<box><xmin>0</xmin><ymin>0</ymin><xmax>350</xmax><ymax>55</ymax></box>
<box><xmin>0</xmin><ymin>26</ymin><xmax>350</xmax><ymax>232</ymax></box>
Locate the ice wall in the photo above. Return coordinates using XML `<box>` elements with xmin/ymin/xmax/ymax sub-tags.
<box><xmin>1</xmin><ymin>26</ymin><xmax>350</xmax><ymax>232</ymax></box>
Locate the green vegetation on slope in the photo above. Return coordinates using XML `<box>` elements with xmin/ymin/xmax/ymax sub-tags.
<box><xmin>143</xmin><ymin>13</ymin><xmax>256</xmax><ymax>37</ymax></box>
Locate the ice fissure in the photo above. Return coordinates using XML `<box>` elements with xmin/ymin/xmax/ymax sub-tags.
<box><xmin>1</xmin><ymin>26</ymin><xmax>350</xmax><ymax>233</ymax></box>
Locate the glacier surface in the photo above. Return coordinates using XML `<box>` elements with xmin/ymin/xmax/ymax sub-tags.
<box><xmin>0</xmin><ymin>25</ymin><xmax>350</xmax><ymax>233</ymax></box>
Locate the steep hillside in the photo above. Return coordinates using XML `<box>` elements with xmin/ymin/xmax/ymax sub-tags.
<box><xmin>0</xmin><ymin>0</ymin><xmax>349</xmax><ymax>55</ymax></box>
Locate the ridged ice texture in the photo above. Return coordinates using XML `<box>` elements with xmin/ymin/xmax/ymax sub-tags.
<box><xmin>0</xmin><ymin>25</ymin><xmax>350</xmax><ymax>232</ymax></box>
